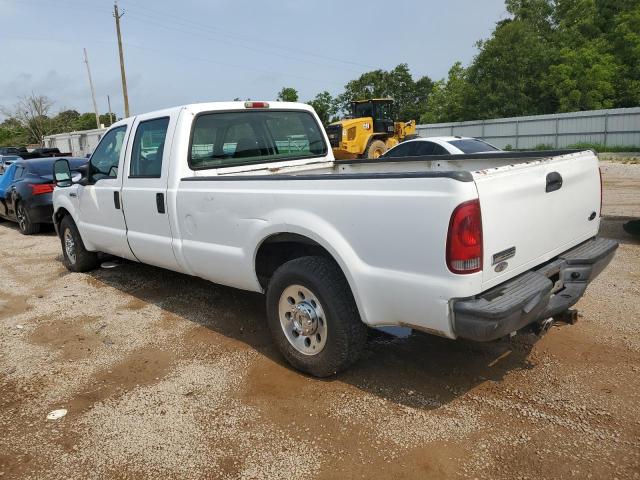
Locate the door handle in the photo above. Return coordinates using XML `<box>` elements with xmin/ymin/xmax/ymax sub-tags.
<box><xmin>113</xmin><ymin>191</ymin><xmax>121</xmax><ymax>209</ymax></box>
<box><xmin>546</xmin><ymin>172</ymin><xmax>563</xmax><ymax>193</ymax></box>
<box><xmin>156</xmin><ymin>193</ymin><xmax>165</xmax><ymax>214</ymax></box>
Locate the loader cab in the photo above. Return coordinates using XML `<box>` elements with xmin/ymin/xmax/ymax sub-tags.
<box><xmin>350</xmin><ymin>99</ymin><xmax>395</xmax><ymax>135</ymax></box>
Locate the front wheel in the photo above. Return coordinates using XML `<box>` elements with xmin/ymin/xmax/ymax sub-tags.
<box><xmin>16</xmin><ymin>203</ymin><xmax>40</xmax><ymax>235</ymax></box>
<box><xmin>266</xmin><ymin>256</ymin><xmax>368</xmax><ymax>377</ymax></box>
<box><xmin>365</xmin><ymin>139</ymin><xmax>387</xmax><ymax>159</ymax></box>
<box><xmin>59</xmin><ymin>215</ymin><xmax>99</xmax><ymax>272</ymax></box>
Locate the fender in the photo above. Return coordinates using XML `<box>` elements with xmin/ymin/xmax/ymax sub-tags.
<box><xmin>249</xmin><ymin>208</ymin><xmax>369</xmax><ymax>323</ymax></box>
<box><xmin>52</xmin><ymin>189</ymin><xmax>81</xmax><ymax>239</ymax></box>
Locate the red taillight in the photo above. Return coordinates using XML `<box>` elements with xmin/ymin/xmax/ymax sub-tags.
<box><xmin>244</xmin><ymin>101</ymin><xmax>270</xmax><ymax>109</ymax></box>
<box><xmin>446</xmin><ymin>199</ymin><xmax>483</xmax><ymax>274</ymax></box>
<box><xmin>599</xmin><ymin>167</ymin><xmax>603</xmax><ymax>217</ymax></box>
<box><xmin>29</xmin><ymin>183</ymin><xmax>55</xmax><ymax>195</ymax></box>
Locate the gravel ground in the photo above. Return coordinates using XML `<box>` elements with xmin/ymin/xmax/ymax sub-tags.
<box><xmin>1</xmin><ymin>161</ymin><xmax>639</xmax><ymax>479</ymax></box>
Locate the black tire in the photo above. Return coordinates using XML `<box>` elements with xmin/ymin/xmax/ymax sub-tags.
<box><xmin>266</xmin><ymin>256</ymin><xmax>368</xmax><ymax>377</ymax></box>
<box><xmin>365</xmin><ymin>139</ymin><xmax>387</xmax><ymax>159</ymax></box>
<box><xmin>16</xmin><ymin>203</ymin><xmax>41</xmax><ymax>235</ymax></box>
<box><xmin>59</xmin><ymin>215</ymin><xmax>99</xmax><ymax>272</ymax></box>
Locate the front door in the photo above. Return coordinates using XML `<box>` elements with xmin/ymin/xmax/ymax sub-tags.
<box><xmin>120</xmin><ymin>113</ymin><xmax>180</xmax><ymax>271</ymax></box>
<box><xmin>77</xmin><ymin>124</ymin><xmax>135</xmax><ymax>260</ymax></box>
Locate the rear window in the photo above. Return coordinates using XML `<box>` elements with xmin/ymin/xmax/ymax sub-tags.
<box><xmin>27</xmin><ymin>159</ymin><xmax>86</xmax><ymax>176</ymax></box>
<box><xmin>189</xmin><ymin>110</ymin><xmax>327</xmax><ymax>169</ymax></box>
<box><xmin>448</xmin><ymin>139</ymin><xmax>499</xmax><ymax>154</ymax></box>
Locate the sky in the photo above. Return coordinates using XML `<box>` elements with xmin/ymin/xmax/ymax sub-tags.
<box><xmin>0</xmin><ymin>0</ymin><xmax>509</xmax><ymax>119</ymax></box>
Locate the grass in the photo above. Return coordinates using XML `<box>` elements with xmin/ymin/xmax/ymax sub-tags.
<box><xmin>504</xmin><ymin>143</ymin><xmax>640</xmax><ymax>153</ymax></box>
<box><xmin>566</xmin><ymin>143</ymin><xmax>640</xmax><ymax>153</ymax></box>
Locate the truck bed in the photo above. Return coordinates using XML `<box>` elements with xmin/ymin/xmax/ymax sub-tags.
<box><xmin>200</xmin><ymin>149</ymin><xmax>587</xmax><ymax>179</ymax></box>
<box><xmin>179</xmin><ymin>149</ymin><xmax>602</xmax><ymax>335</ymax></box>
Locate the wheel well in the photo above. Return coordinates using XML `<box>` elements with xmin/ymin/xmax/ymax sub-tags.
<box><xmin>53</xmin><ymin>208</ymin><xmax>71</xmax><ymax>230</ymax></box>
<box><xmin>255</xmin><ymin>233</ymin><xmax>341</xmax><ymax>290</ymax></box>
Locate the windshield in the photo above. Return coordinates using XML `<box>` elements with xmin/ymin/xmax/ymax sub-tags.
<box><xmin>448</xmin><ymin>139</ymin><xmax>500</xmax><ymax>154</ymax></box>
<box><xmin>190</xmin><ymin>110</ymin><xmax>327</xmax><ymax>169</ymax></box>
<box><xmin>352</xmin><ymin>103</ymin><xmax>373</xmax><ymax>118</ymax></box>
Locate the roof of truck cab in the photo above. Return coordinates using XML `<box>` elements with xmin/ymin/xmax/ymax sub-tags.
<box><xmin>109</xmin><ymin>101</ymin><xmax>316</xmax><ymax>128</ymax></box>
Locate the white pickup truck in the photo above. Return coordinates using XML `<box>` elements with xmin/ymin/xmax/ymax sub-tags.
<box><xmin>52</xmin><ymin>101</ymin><xmax>618</xmax><ymax>377</ymax></box>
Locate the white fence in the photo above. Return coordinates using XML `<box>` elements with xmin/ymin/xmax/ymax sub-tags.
<box><xmin>43</xmin><ymin>128</ymin><xmax>106</xmax><ymax>157</ymax></box>
<box><xmin>416</xmin><ymin>107</ymin><xmax>640</xmax><ymax>150</ymax></box>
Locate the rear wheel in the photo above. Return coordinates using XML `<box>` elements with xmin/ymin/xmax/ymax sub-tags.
<box><xmin>59</xmin><ymin>215</ymin><xmax>99</xmax><ymax>272</ymax></box>
<box><xmin>366</xmin><ymin>139</ymin><xmax>387</xmax><ymax>159</ymax></box>
<box><xmin>16</xmin><ymin>203</ymin><xmax>40</xmax><ymax>235</ymax></box>
<box><xmin>266</xmin><ymin>256</ymin><xmax>368</xmax><ymax>377</ymax></box>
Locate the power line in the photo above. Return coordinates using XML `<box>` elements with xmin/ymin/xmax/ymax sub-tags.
<box><xmin>122</xmin><ymin>11</ymin><xmax>364</xmax><ymax>75</ymax></box>
<box><xmin>120</xmin><ymin>0</ymin><xmax>379</xmax><ymax>71</ymax></box>
<box><xmin>120</xmin><ymin>42</ymin><xmax>346</xmax><ymax>88</ymax></box>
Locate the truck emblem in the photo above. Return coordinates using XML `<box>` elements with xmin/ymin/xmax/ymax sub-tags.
<box><xmin>494</xmin><ymin>261</ymin><xmax>508</xmax><ymax>272</ymax></box>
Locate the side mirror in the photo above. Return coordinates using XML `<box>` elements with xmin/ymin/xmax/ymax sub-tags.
<box><xmin>53</xmin><ymin>159</ymin><xmax>72</xmax><ymax>187</ymax></box>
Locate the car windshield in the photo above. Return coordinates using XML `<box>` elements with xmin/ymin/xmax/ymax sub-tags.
<box><xmin>448</xmin><ymin>139</ymin><xmax>500</xmax><ymax>154</ymax></box>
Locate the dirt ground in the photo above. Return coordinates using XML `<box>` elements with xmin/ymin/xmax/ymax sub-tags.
<box><xmin>1</xmin><ymin>161</ymin><xmax>639</xmax><ymax>480</ymax></box>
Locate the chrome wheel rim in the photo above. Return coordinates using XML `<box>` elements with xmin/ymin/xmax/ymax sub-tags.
<box><xmin>278</xmin><ymin>284</ymin><xmax>327</xmax><ymax>356</ymax></box>
<box><xmin>64</xmin><ymin>228</ymin><xmax>76</xmax><ymax>264</ymax></box>
<box><xmin>17</xmin><ymin>206</ymin><xmax>27</xmax><ymax>231</ymax></box>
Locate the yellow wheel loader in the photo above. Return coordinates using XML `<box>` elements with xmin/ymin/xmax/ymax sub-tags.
<box><xmin>325</xmin><ymin>99</ymin><xmax>417</xmax><ymax>159</ymax></box>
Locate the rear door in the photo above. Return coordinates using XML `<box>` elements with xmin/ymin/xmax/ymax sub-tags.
<box><xmin>120</xmin><ymin>111</ymin><xmax>180</xmax><ymax>271</ymax></box>
<box><xmin>474</xmin><ymin>151</ymin><xmax>601</xmax><ymax>289</ymax></box>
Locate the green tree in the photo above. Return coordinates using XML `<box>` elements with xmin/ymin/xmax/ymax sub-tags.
<box><xmin>420</xmin><ymin>62</ymin><xmax>471</xmax><ymax>123</ymax></box>
<box><xmin>1</xmin><ymin>93</ymin><xmax>54</xmax><ymax>145</ymax></box>
<box><xmin>465</xmin><ymin>19</ymin><xmax>555</xmax><ymax>118</ymax></box>
<box><xmin>74</xmin><ymin>112</ymin><xmax>99</xmax><ymax>131</ymax></box>
<box><xmin>307</xmin><ymin>91</ymin><xmax>338</xmax><ymax>125</ymax></box>
<box><xmin>277</xmin><ymin>87</ymin><xmax>299</xmax><ymax>102</ymax></box>
<box><xmin>611</xmin><ymin>5</ymin><xmax>640</xmax><ymax>106</ymax></box>
<box><xmin>0</xmin><ymin>118</ymin><xmax>27</xmax><ymax>147</ymax></box>
<box><xmin>336</xmin><ymin>64</ymin><xmax>433</xmax><ymax>121</ymax></box>
<box><xmin>52</xmin><ymin>109</ymin><xmax>80</xmax><ymax>133</ymax></box>
<box><xmin>544</xmin><ymin>42</ymin><xmax>618</xmax><ymax>112</ymax></box>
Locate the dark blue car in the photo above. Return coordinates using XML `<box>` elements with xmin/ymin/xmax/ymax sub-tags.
<box><xmin>0</xmin><ymin>158</ymin><xmax>87</xmax><ymax>234</ymax></box>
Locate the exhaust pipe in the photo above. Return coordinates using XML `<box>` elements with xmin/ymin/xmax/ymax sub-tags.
<box><xmin>533</xmin><ymin>318</ymin><xmax>554</xmax><ymax>337</ymax></box>
<box><xmin>553</xmin><ymin>308</ymin><xmax>579</xmax><ymax>325</ymax></box>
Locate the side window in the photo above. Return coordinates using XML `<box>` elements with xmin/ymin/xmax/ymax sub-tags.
<box><xmin>90</xmin><ymin>125</ymin><xmax>127</xmax><ymax>181</ymax></box>
<box><xmin>130</xmin><ymin>117</ymin><xmax>170</xmax><ymax>178</ymax></box>
<box><xmin>385</xmin><ymin>142</ymin><xmax>416</xmax><ymax>158</ymax></box>
<box><xmin>414</xmin><ymin>142</ymin><xmax>436</xmax><ymax>156</ymax></box>
<box><xmin>13</xmin><ymin>166</ymin><xmax>25</xmax><ymax>180</ymax></box>
<box><xmin>432</xmin><ymin>144</ymin><xmax>449</xmax><ymax>155</ymax></box>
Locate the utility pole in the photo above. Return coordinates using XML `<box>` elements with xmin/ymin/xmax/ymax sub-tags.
<box><xmin>107</xmin><ymin>95</ymin><xmax>114</xmax><ymax>126</ymax></box>
<box><xmin>113</xmin><ymin>1</ymin><xmax>130</xmax><ymax>117</ymax></box>
<box><xmin>83</xmin><ymin>48</ymin><xmax>101</xmax><ymax>129</ymax></box>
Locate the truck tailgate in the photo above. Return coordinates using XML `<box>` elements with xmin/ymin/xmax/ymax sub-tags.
<box><xmin>473</xmin><ymin>151</ymin><xmax>601</xmax><ymax>289</ymax></box>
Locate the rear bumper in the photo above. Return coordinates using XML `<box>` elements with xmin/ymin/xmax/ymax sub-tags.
<box><xmin>452</xmin><ymin>237</ymin><xmax>618</xmax><ymax>342</ymax></box>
